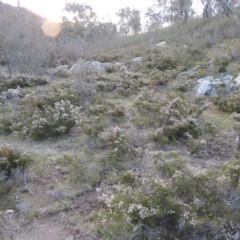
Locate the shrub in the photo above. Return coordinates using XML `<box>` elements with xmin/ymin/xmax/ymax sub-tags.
<box><xmin>0</xmin><ymin>85</ymin><xmax>80</xmax><ymax>137</ymax></box>
<box><xmin>0</xmin><ymin>75</ymin><xmax>48</xmax><ymax>91</ymax></box>
<box><xmin>110</xmin><ymin>106</ymin><xmax>125</xmax><ymax>123</ymax></box>
<box><xmin>95</xmin><ymin>165</ymin><xmax>231</xmax><ymax>239</ymax></box>
<box><xmin>143</xmin><ymin>46</ymin><xmax>203</xmax><ymax>73</ymax></box>
<box><xmin>222</xmin><ymin>158</ymin><xmax>240</xmax><ymax>191</ymax></box>
<box><xmin>134</xmin><ymin>90</ymin><xmax>202</xmax><ymax>142</ymax></box>
<box><xmin>153</xmin><ymin>151</ymin><xmax>188</xmax><ymax>177</ymax></box>
<box><xmin>79</xmin><ymin>113</ymin><xmax>107</xmax><ymax>138</ymax></box>
<box><xmin>204</xmin><ymin>120</ymin><xmax>218</xmax><ymax>137</ymax></box>
<box><xmin>0</xmin><ymin>143</ymin><xmax>32</xmax><ymax>176</ymax></box>
<box><xmin>145</xmin><ymin>50</ymin><xmax>178</xmax><ymax>71</ymax></box>
<box><xmin>230</xmin><ymin>112</ymin><xmax>240</xmax><ymax>122</ymax></box>
<box><xmin>23</xmin><ymin>84</ymin><xmax>80</xmax><ymax>108</ymax></box>
<box><xmin>149</xmin><ymin>70</ymin><xmax>171</xmax><ymax>85</ymax></box>
<box><xmin>157</xmin><ymin>56</ymin><xmax>178</xmax><ymax>71</ymax></box>
<box><xmin>116</xmin><ymin>78</ymin><xmax>139</xmax><ymax>97</ymax></box>
<box><xmin>53</xmin><ymin>69</ymin><xmax>70</xmax><ymax>78</ymax></box>
<box><xmin>30</xmin><ymin>100</ymin><xmax>79</xmax><ymax>140</ymax></box>
<box><xmin>96</xmin><ymin>174</ymin><xmax>182</xmax><ymax>239</ymax></box>
<box><xmin>212</xmin><ymin>90</ymin><xmax>240</xmax><ymax>113</ymax></box>
<box><xmin>175</xmin><ymin>81</ymin><xmax>191</xmax><ymax>93</ymax></box>
<box><xmin>98</xmin><ymin>126</ymin><xmax>138</xmax><ymax>161</ymax></box>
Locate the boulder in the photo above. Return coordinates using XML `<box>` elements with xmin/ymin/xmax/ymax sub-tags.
<box><xmin>234</xmin><ymin>75</ymin><xmax>240</xmax><ymax>86</ymax></box>
<box><xmin>179</xmin><ymin>65</ymin><xmax>200</xmax><ymax>76</ymax></box>
<box><xmin>87</xmin><ymin>61</ymin><xmax>112</xmax><ymax>73</ymax></box>
<box><xmin>70</xmin><ymin>60</ymin><xmax>112</xmax><ymax>74</ymax></box>
<box><xmin>196</xmin><ymin>73</ymin><xmax>236</xmax><ymax>96</ymax></box>
<box><xmin>55</xmin><ymin>65</ymin><xmax>68</xmax><ymax>71</ymax></box>
<box><xmin>2</xmin><ymin>87</ymin><xmax>21</xmax><ymax>100</ymax></box>
<box><xmin>156</xmin><ymin>41</ymin><xmax>167</xmax><ymax>48</ymax></box>
<box><xmin>66</xmin><ymin>236</ymin><xmax>73</xmax><ymax>240</ymax></box>
<box><xmin>47</xmin><ymin>65</ymin><xmax>70</xmax><ymax>79</ymax></box>
<box><xmin>196</xmin><ymin>79</ymin><xmax>212</xmax><ymax>96</ymax></box>
<box><xmin>131</xmin><ymin>57</ymin><xmax>142</xmax><ymax>63</ymax></box>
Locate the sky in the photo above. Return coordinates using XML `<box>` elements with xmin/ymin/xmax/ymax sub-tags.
<box><xmin>1</xmin><ymin>0</ymin><xmax>154</xmax><ymax>22</ymax></box>
<box><xmin>1</xmin><ymin>0</ymin><xmax>205</xmax><ymax>23</ymax></box>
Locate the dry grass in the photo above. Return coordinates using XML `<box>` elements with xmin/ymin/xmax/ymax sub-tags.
<box><xmin>202</xmin><ymin>105</ymin><xmax>234</xmax><ymax>131</ymax></box>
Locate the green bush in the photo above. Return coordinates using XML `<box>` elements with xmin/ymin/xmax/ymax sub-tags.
<box><xmin>149</xmin><ymin>70</ymin><xmax>171</xmax><ymax>85</ymax></box>
<box><xmin>98</xmin><ymin>126</ymin><xmax>137</xmax><ymax>161</ymax></box>
<box><xmin>0</xmin><ymin>84</ymin><xmax>80</xmax><ymax>139</ymax></box>
<box><xmin>96</xmin><ymin>174</ymin><xmax>182</xmax><ymax>239</ymax></box>
<box><xmin>53</xmin><ymin>69</ymin><xmax>70</xmax><ymax>78</ymax></box>
<box><xmin>0</xmin><ymin>75</ymin><xmax>48</xmax><ymax>91</ymax></box>
<box><xmin>157</xmin><ymin>56</ymin><xmax>178</xmax><ymax>71</ymax></box>
<box><xmin>222</xmin><ymin>158</ymin><xmax>240</xmax><ymax>191</ymax></box>
<box><xmin>204</xmin><ymin>120</ymin><xmax>218</xmax><ymax>136</ymax></box>
<box><xmin>153</xmin><ymin>151</ymin><xmax>188</xmax><ymax>177</ymax></box>
<box><xmin>0</xmin><ymin>143</ymin><xmax>32</xmax><ymax>175</ymax></box>
<box><xmin>96</xmin><ymin>164</ymin><xmax>232</xmax><ymax>239</ymax></box>
<box><xmin>79</xmin><ymin>113</ymin><xmax>107</xmax><ymax>138</ymax></box>
<box><xmin>212</xmin><ymin>90</ymin><xmax>240</xmax><ymax>113</ymax></box>
<box><xmin>134</xmin><ymin>91</ymin><xmax>202</xmax><ymax>142</ymax></box>
<box><xmin>30</xmin><ymin>100</ymin><xmax>79</xmax><ymax>140</ymax></box>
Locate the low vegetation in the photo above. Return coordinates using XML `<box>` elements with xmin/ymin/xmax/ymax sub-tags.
<box><xmin>2</xmin><ymin>2</ymin><xmax>240</xmax><ymax>240</ymax></box>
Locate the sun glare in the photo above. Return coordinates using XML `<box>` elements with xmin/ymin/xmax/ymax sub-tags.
<box><xmin>41</xmin><ymin>20</ymin><xmax>61</xmax><ymax>37</ymax></box>
<box><xmin>25</xmin><ymin>1</ymin><xmax>64</xmax><ymax>22</ymax></box>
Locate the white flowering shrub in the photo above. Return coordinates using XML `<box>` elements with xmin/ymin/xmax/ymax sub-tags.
<box><xmin>0</xmin><ymin>75</ymin><xmax>48</xmax><ymax>91</ymax></box>
<box><xmin>203</xmin><ymin>120</ymin><xmax>218</xmax><ymax>137</ymax></box>
<box><xmin>134</xmin><ymin>90</ymin><xmax>202</xmax><ymax>142</ymax></box>
<box><xmin>79</xmin><ymin>113</ymin><xmax>107</xmax><ymax>138</ymax></box>
<box><xmin>0</xmin><ymin>85</ymin><xmax>81</xmax><ymax>137</ymax></box>
<box><xmin>96</xmin><ymin>172</ymin><xmax>182</xmax><ymax>239</ymax></box>
<box><xmin>30</xmin><ymin>100</ymin><xmax>80</xmax><ymax>140</ymax></box>
<box><xmin>23</xmin><ymin>84</ymin><xmax>80</xmax><ymax>108</ymax></box>
<box><xmin>149</xmin><ymin>70</ymin><xmax>172</xmax><ymax>86</ymax></box>
<box><xmin>88</xmin><ymin>101</ymin><xmax>125</xmax><ymax>123</ymax></box>
<box><xmin>116</xmin><ymin>78</ymin><xmax>139</xmax><ymax>97</ymax></box>
<box><xmin>212</xmin><ymin>90</ymin><xmax>240</xmax><ymax>113</ymax></box>
<box><xmin>0</xmin><ymin>102</ymin><xmax>32</xmax><ymax>135</ymax></box>
<box><xmin>230</xmin><ymin>111</ymin><xmax>240</xmax><ymax>122</ymax></box>
<box><xmin>98</xmin><ymin>126</ymin><xmax>138</xmax><ymax>161</ymax></box>
<box><xmin>0</xmin><ymin>143</ymin><xmax>32</xmax><ymax>176</ymax></box>
<box><xmin>153</xmin><ymin>151</ymin><xmax>188</xmax><ymax>177</ymax></box>
<box><xmin>222</xmin><ymin>158</ymin><xmax>240</xmax><ymax>191</ymax></box>
<box><xmin>94</xmin><ymin>145</ymin><xmax>236</xmax><ymax>239</ymax></box>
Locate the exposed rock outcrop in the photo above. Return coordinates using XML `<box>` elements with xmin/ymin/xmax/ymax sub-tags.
<box><xmin>196</xmin><ymin>73</ymin><xmax>236</xmax><ymax>96</ymax></box>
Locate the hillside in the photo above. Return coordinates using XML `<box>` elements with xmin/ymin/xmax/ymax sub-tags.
<box><xmin>1</xmin><ymin>6</ymin><xmax>240</xmax><ymax>240</ymax></box>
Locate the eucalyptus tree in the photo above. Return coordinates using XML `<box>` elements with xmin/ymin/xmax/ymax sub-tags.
<box><xmin>201</xmin><ymin>0</ymin><xmax>214</xmax><ymax>17</ymax></box>
<box><xmin>215</xmin><ymin>0</ymin><xmax>239</xmax><ymax>17</ymax></box>
<box><xmin>155</xmin><ymin>0</ymin><xmax>194</xmax><ymax>24</ymax></box>
<box><xmin>116</xmin><ymin>7</ymin><xmax>141</xmax><ymax>35</ymax></box>
<box><xmin>145</xmin><ymin>6</ymin><xmax>163</xmax><ymax>30</ymax></box>
<box><xmin>201</xmin><ymin>0</ymin><xmax>239</xmax><ymax>18</ymax></box>
<box><xmin>63</xmin><ymin>3</ymin><xmax>97</xmax><ymax>26</ymax></box>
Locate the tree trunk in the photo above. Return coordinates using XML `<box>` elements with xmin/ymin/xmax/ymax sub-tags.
<box><xmin>0</xmin><ymin>46</ymin><xmax>12</xmax><ymax>77</ymax></box>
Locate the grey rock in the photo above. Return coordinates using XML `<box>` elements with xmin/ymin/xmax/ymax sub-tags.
<box><xmin>156</xmin><ymin>41</ymin><xmax>167</xmax><ymax>47</ymax></box>
<box><xmin>189</xmin><ymin>65</ymin><xmax>200</xmax><ymax>72</ymax></box>
<box><xmin>3</xmin><ymin>87</ymin><xmax>20</xmax><ymax>100</ymax></box>
<box><xmin>196</xmin><ymin>80</ymin><xmax>212</xmax><ymax>96</ymax></box>
<box><xmin>66</xmin><ymin>236</ymin><xmax>73</xmax><ymax>240</ymax></box>
<box><xmin>197</xmin><ymin>76</ymin><xmax>214</xmax><ymax>83</ymax></box>
<box><xmin>195</xmin><ymin>73</ymin><xmax>236</xmax><ymax>96</ymax></box>
<box><xmin>131</xmin><ymin>57</ymin><xmax>142</xmax><ymax>63</ymax></box>
<box><xmin>234</xmin><ymin>75</ymin><xmax>240</xmax><ymax>86</ymax></box>
<box><xmin>180</xmin><ymin>65</ymin><xmax>201</xmax><ymax>76</ymax></box>
<box><xmin>70</xmin><ymin>60</ymin><xmax>112</xmax><ymax>74</ymax></box>
<box><xmin>16</xmin><ymin>202</ymin><xmax>31</xmax><ymax>214</ymax></box>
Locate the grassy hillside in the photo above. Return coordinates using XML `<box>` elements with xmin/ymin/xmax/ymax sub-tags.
<box><xmin>1</xmin><ymin>8</ymin><xmax>240</xmax><ymax>240</ymax></box>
